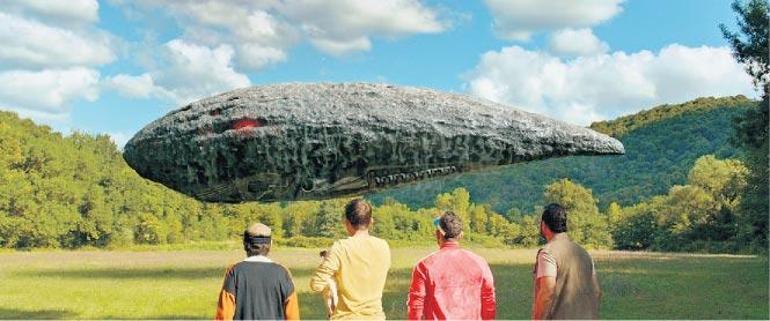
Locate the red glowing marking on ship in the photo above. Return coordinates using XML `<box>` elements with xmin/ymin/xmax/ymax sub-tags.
<box><xmin>232</xmin><ymin>118</ymin><xmax>263</xmax><ymax>130</ymax></box>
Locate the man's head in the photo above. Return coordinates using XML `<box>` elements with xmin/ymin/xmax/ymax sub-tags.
<box><xmin>540</xmin><ymin>203</ymin><xmax>568</xmax><ymax>240</ymax></box>
<box><xmin>434</xmin><ymin>211</ymin><xmax>463</xmax><ymax>244</ymax></box>
<box><xmin>344</xmin><ymin>199</ymin><xmax>373</xmax><ymax>234</ymax></box>
<box><xmin>243</xmin><ymin>223</ymin><xmax>272</xmax><ymax>257</ymax></box>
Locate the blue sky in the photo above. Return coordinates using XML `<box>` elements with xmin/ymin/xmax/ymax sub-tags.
<box><xmin>0</xmin><ymin>0</ymin><xmax>757</xmax><ymax>147</ymax></box>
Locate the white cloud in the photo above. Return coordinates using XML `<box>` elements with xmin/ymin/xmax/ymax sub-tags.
<box><xmin>464</xmin><ymin>44</ymin><xmax>755</xmax><ymax>125</ymax></box>
<box><xmin>236</xmin><ymin>44</ymin><xmax>287</xmax><ymax>70</ymax></box>
<box><xmin>119</xmin><ymin>0</ymin><xmax>446</xmax><ymax>65</ymax></box>
<box><xmin>0</xmin><ymin>0</ymin><xmax>113</xmax><ymax>125</ymax></box>
<box><xmin>0</xmin><ymin>0</ymin><xmax>99</xmax><ymax>25</ymax></box>
<box><xmin>0</xmin><ymin>12</ymin><xmax>114</xmax><ymax>69</ymax></box>
<box><xmin>0</xmin><ymin>68</ymin><xmax>100</xmax><ymax>114</ymax></box>
<box><xmin>105</xmin><ymin>73</ymin><xmax>161</xmax><ymax>99</ymax></box>
<box><xmin>166</xmin><ymin>2</ymin><xmax>298</xmax><ymax>70</ymax></box>
<box><xmin>484</xmin><ymin>0</ymin><xmax>623</xmax><ymax>41</ymax></box>
<box><xmin>549</xmin><ymin>28</ymin><xmax>609</xmax><ymax>56</ymax></box>
<box><xmin>108</xmin><ymin>40</ymin><xmax>250</xmax><ymax>105</ymax></box>
<box><xmin>280</xmin><ymin>0</ymin><xmax>445</xmax><ymax>55</ymax></box>
<box><xmin>102</xmin><ymin>0</ymin><xmax>448</xmax><ymax>106</ymax></box>
<box><xmin>156</xmin><ymin>40</ymin><xmax>250</xmax><ymax>103</ymax></box>
<box><xmin>309</xmin><ymin>36</ymin><xmax>372</xmax><ymax>56</ymax></box>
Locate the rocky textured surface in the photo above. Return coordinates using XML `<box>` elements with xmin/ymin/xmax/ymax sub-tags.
<box><xmin>123</xmin><ymin>83</ymin><xmax>625</xmax><ymax>203</ymax></box>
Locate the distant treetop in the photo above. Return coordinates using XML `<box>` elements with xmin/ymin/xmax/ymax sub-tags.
<box><xmin>589</xmin><ymin>95</ymin><xmax>758</xmax><ymax>137</ymax></box>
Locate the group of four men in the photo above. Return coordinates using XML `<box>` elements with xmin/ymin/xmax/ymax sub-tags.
<box><xmin>215</xmin><ymin>199</ymin><xmax>601</xmax><ymax>320</ymax></box>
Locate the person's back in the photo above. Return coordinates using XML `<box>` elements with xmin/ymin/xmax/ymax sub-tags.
<box><xmin>310</xmin><ymin>199</ymin><xmax>391</xmax><ymax>320</ymax></box>
<box><xmin>220</xmin><ymin>259</ymin><xmax>297</xmax><ymax>320</ymax></box>
<box><xmin>541</xmin><ymin>234</ymin><xmax>599</xmax><ymax>320</ymax></box>
<box><xmin>532</xmin><ymin>203</ymin><xmax>600</xmax><ymax>320</ymax></box>
<box><xmin>216</xmin><ymin>223</ymin><xmax>299</xmax><ymax>321</ymax></box>
<box><xmin>319</xmin><ymin>235</ymin><xmax>390</xmax><ymax>319</ymax></box>
<box><xmin>408</xmin><ymin>212</ymin><xmax>496</xmax><ymax>320</ymax></box>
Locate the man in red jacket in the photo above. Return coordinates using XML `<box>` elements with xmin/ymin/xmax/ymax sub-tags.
<box><xmin>406</xmin><ymin>211</ymin><xmax>496</xmax><ymax>320</ymax></box>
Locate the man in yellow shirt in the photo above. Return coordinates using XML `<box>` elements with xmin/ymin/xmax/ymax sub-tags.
<box><xmin>310</xmin><ymin>199</ymin><xmax>391</xmax><ymax>320</ymax></box>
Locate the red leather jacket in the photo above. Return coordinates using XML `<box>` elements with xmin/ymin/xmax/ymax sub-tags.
<box><xmin>407</xmin><ymin>242</ymin><xmax>496</xmax><ymax>320</ymax></box>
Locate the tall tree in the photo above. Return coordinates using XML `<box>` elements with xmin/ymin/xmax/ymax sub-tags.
<box><xmin>720</xmin><ymin>0</ymin><xmax>769</xmax><ymax>251</ymax></box>
<box><xmin>606</xmin><ymin>202</ymin><xmax>623</xmax><ymax>230</ymax></box>
<box><xmin>311</xmin><ymin>202</ymin><xmax>342</xmax><ymax>238</ymax></box>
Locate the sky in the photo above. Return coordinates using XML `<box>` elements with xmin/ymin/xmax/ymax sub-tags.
<box><xmin>0</xmin><ymin>0</ymin><xmax>759</xmax><ymax>148</ymax></box>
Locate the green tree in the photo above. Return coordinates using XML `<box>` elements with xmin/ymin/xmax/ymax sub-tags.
<box><xmin>683</xmin><ymin>156</ymin><xmax>748</xmax><ymax>247</ymax></box>
<box><xmin>613</xmin><ymin>199</ymin><xmax>661</xmax><ymax>250</ymax></box>
<box><xmin>613</xmin><ymin>155</ymin><xmax>750</xmax><ymax>251</ymax></box>
<box><xmin>688</xmin><ymin>155</ymin><xmax>748</xmax><ymax>211</ymax></box>
<box><xmin>284</xmin><ymin>202</ymin><xmax>320</xmax><ymax>238</ymax></box>
<box><xmin>514</xmin><ymin>215</ymin><xmax>541</xmax><ymax>248</ymax></box>
<box><xmin>309</xmin><ymin>202</ymin><xmax>342</xmax><ymax>238</ymax></box>
<box><xmin>721</xmin><ymin>0</ymin><xmax>769</xmax><ymax>251</ymax></box>
<box><xmin>135</xmin><ymin>213</ymin><xmax>166</xmax><ymax>245</ymax></box>
<box><xmin>606</xmin><ymin>202</ymin><xmax>623</xmax><ymax>230</ymax></box>
<box><xmin>199</xmin><ymin>204</ymin><xmax>229</xmax><ymax>241</ymax></box>
<box><xmin>373</xmin><ymin>201</ymin><xmax>432</xmax><ymax>241</ymax></box>
<box><xmin>655</xmin><ymin>185</ymin><xmax>720</xmax><ymax>250</ymax></box>
<box><xmin>469</xmin><ymin>204</ymin><xmax>488</xmax><ymax>234</ymax></box>
<box><xmin>74</xmin><ymin>187</ymin><xmax>113</xmax><ymax>246</ymax></box>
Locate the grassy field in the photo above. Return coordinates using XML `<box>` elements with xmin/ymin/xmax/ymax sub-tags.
<box><xmin>0</xmin><ymin>246</ymin><xmax>767</xmax><ymax>320</ymax></box>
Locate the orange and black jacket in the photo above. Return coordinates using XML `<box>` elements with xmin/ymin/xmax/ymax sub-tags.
<box><xmin>215</xmin><ymin>258</ymin><xmax>300</xmax><ymax>320</ymax></box>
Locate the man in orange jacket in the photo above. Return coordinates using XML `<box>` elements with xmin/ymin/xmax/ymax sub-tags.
<box><xmin>406</xmin><ymin>211</ymin><xmax>496</xmax><ymax>320</ymax></box>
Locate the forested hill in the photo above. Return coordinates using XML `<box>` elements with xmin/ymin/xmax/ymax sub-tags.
<box><xmin>590</xmin><ymin>95</ymin><xmax>755</xmax><ymax>137</ymax></box>
<box><xmin>0</xmin><ymin>112</ymin><xmax>232</xmax><ymax>248</ymax></box>
<box><xmin>369</xmin><ymin>95</ymin><xmax>757</xmax><ymax>214</ymax></box>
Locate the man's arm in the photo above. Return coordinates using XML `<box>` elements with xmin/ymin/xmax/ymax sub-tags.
<box><xmin>532</xmin><ymin>276</ymin><xmax>555</xmax><ymax>320</ymax></box>
<box><xmin>532</xmin><ymin>250</ymin><xmax>557</xmax><ymax>320</ymax></box>
<box><xmin>480</xmin><ymin>263</ymin><xmax>496</xmax><ymax>320</ymax></box>
<box><xmin>406</xmin><ymin>263</ymin><xmax>427</xmax><ymax>320</ymax></box>
<box><xmin>215</xmin><ymin>266</ymin><xmax>236</xmax><ymax>321</ymax></box>
<box><xmin>309</xmin><ymin>243</ymin><xmax>341</xmax><ymax>293</ymax></box>
<box><xmin>284</xmin><ymin>290</ymin><xmax>300</xmax><ymax>320</ymax></box>
<box><xmin>278</xmin><ymin>266</ymin><xmax>300</xmax><ymax>320</ymax></box>
<box><xmin>215</xmin><ymin>290</ymin><xmax>236</xmax><ymax>321</ymax></box>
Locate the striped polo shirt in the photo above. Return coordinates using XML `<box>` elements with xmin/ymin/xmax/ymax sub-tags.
<box><xmin>215</xmin><ymin>256</ymin><xmax>299</xmax><ymax>320</ymax></box>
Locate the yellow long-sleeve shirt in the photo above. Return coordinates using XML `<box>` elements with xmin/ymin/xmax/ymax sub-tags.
<box><xmin>310</xmin><ymin>234</ymin><xmax>391</xmax><ymax>320</ymax></box>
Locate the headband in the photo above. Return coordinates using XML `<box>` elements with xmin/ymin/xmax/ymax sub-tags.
<box><xmin>245</xmin><ymin>235</ymin><xmax>271</xmax><ymax>244</ymax></box>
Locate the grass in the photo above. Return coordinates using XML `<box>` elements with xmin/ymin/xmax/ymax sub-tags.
<box><xmin>0</xmin><ymin>246</ymin><xmax>767</xmax><ymax>320</ymax></box>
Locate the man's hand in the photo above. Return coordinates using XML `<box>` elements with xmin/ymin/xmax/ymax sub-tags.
<box><xmin>532</xmin><ymin>276</ymin><xmax>556</xmax><ymax>320</ymax></box>
<box><xmin>323</xmin><ymin>278</ymin><xmax>337</xmax><ymax>317</ymax></box>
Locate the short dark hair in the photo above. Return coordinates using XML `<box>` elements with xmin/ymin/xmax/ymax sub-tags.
<box><xmin>542</xmin><ymin>203</ymin><xmax>568</xmax><ymax>233</ymax></box>
<box><xmin>345</xmin><ymin>199</ymin><xmax>372</xmax><ymax>228</ymax></box>
<box><xmin>438</xmin><ymin>211</ymin><xmax>463</xmax><ymax>240</ymax></box>
<box><xmin>243</xmin><ymin>231</ymin><xmax>271</xmax><ymax>256</ymax></box>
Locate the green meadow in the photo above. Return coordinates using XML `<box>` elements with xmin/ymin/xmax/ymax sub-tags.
<box><xmin>0</xmin><ymin>246</ymin><xmax>767</xmax><ymax>320</ymax></box>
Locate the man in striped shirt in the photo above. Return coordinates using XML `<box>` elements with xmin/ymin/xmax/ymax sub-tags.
<box><xmin>215</xmin><ymin>223</ymin><xmax>300</xmax><ymax>320</ymax></box>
